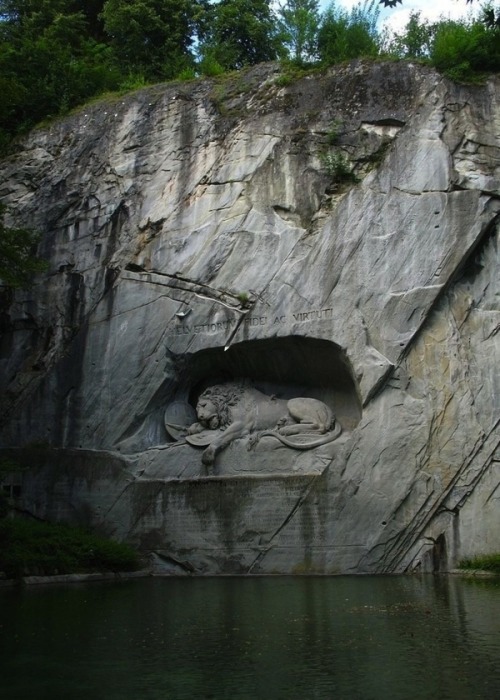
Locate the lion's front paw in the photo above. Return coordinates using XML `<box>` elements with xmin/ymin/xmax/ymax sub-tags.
<box><xmin>202</xmin><ymin>445</ymin><xmax>216</xmax><ymax>466</ymax></box>
<box><xmin>247</xmin><ymin>434</ymin><xmax>259</xmax><ymax>451</ymax></box>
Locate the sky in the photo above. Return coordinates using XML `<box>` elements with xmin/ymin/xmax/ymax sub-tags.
<box><xmin>319</xmin><ymin>0</ymin><xmax>478</xmax><ymax>33</ymax></box>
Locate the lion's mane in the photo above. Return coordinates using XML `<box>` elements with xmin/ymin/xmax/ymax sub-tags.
<box><xmin>198</xmin><ymin>381</ymin><xmax>246</xmax><ymax>428</ymax></box>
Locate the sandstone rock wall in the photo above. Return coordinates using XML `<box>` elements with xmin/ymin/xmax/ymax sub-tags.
<box><xmin>0</xmin><ymin>62</ymin><xmax>498</xmax><ymax>573</ymax></box>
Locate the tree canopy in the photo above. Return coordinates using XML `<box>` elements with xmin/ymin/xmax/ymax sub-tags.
<box><xmin>0</xmin><ymin>1</ymin><xmax>498</xmax><ymax>150</ymax></box>
<box><xmin>199</xmin><ymin>0</ymin><xmax>280</xmax><ymax>71</ymax></box>
<box><xmin>101</xmin><ymin>0</ymin><xmax>199</xmax><ymax>80</ymax></box>
<box><xmin>278</xmin><ymin>0</ymin><xmax>321</xmax><ymax>64</ymax></box>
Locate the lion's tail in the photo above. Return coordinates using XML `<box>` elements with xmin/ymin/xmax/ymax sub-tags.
<box><xmin>258</xmin><ymin>422</ymin><xmax>342</xmax><ymax>450</ymax></box>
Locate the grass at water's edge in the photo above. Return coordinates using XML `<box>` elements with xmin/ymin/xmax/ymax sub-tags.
<box><xmin>458</xmin><ymin>554</ymin><xmax>500</xmax><ymax>574</ymax></box>
<box><xmin>0</xmin><ymin>517</ymin><xmax>140</xmax><ymax>579</ymax></box>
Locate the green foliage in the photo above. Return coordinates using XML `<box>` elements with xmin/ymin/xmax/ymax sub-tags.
<box><xmin>0</xmin><ymin>517</ymin><xmax>140</xmax><ymax>578</ymax></box>
<box><xmin>387</xmin><ymin>11</ymin><xmax>434</xmax><ymax>58</ymax></box>
<box><xmin>0</xmin><ymin>0</ymin><xmax>498</xmax><ymax>150</ymax></box>
<box><xmin>101</xmin><ymin>0</ymin><xmax>197</xmax><ymax>81</ymax></box>
<box><xmin>382</xmin><ymin>7</ymin><xmax>500</xmax><ymax>81</ymax></box>
<box><xmin>430</xmin><ymin>17</ymin><xmax>500</xmax><ymax>81</ymax></box>
<box><xmin>326</xmin><ymin>118</ymin><xmax>343</xmax><ymax>145</ymax></box>
<box><xmin>318</xmin><ymin>1</ymin><xmax>381</xmax><ymax>65</ymax></box>
<box><xmin>199</xmin><ymin>51</ymin><xmax>226</xmax><ymax>77</ymax></box>
<box><xmin>0</xmin><ymin>1</ymin><xmax>122</xmax><ymax>141</ymax></box>
<box><xmin>236</xmin><ymin>290</ymin><xmax>250</xmax><ymax>306</ymax></box>
<box><xmin>363</xmin><ymin>139</ymin><xmax>391</xmax><ymax>166</ymax></box>
<box><xmin>198</xmin><ymin>0</ymin><xmax>280</xmax><ymax>71</ymax></box>
<box><xmin>116</xmin><ymin>72</ymin><xmax>149</xmax><ymax>93</ymax></box>
<box><xmin>177</xmin><ymin>66</ymin><xmax>197</xmax><ymax>81</ymax></box>
<box><xmin>320</xmin><ymin>149</ymin><xmax>357</xmax><ymax>182</ymax></box>
<box><xmin>0</xmin><ymin>204</ymin><xmax>47</xmax><ymax>288</ymax></box>
<box><xmin>277</xmin><ymin>0</ymin><xmax>320</xmax><ymax>65</ymax></box>
<box><xmin>459</xmin><ymin>553</ymin><xmax>500</xmax><ymax>574</ymax></box>
<box><xmin>274</xmin><ymin>72</ymin><xmax>295</xmax><ymax>87</ymax></box>
<box><xmin>0</xmin><ymin>457</ymin><xmax>22</xmax><ymax>478</ymax></box>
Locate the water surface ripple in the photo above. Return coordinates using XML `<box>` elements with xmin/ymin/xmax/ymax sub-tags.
<box><xmin>1</xmin><ymin>575</ymin><xmax>499</xmax><ymax>699</ymax></box>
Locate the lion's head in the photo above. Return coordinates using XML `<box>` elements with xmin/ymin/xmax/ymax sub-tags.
<box><xmin>196</xmin><ymin>382</ymin><xmax>246</xmax><ymax>429</ymax></box>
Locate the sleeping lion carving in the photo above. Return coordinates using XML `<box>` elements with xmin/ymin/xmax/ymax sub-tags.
<box><xmin>185</xmin><ymin>381</ymin><xmax>342</xmax><ymax>471</ymax></box>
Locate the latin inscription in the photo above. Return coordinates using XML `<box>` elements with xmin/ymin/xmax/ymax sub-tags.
<box><xmin>168</xmin><ymin>307</ymin><xmax>334</xmax><ymax>338</ymax></box>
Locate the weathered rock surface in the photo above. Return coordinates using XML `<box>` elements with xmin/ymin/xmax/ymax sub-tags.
<box><xmin>0</xmin><ymin>61</ymin><xmax>498</xmax><ymax>573</ymax></box>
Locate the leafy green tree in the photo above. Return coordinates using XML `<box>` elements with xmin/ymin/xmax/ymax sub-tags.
<box><xmin>0</xmin><ymin>204</ymin><xmax>47</xmax><ymax>288</ymax></box>
<box><xmin>388</xmin><ymin>11</ymin><xmax>434</xmax><ymax>58</ymax></box>
<box><xmin>198</xmin><ymin>0</ymin><xmax>280</xmax><ymax>71</ymax></box>
<box><xmin>277</xmin><ymin>0</ymin><xmax>321</xmax><ymax>64</ymax></box>
<box><xmin>0</xmin><ymin>1</ymin><xmax>106</xmax><ymax>30</ymax></box>
<box><xmin>101</xmin><ymin>0</ymin><xmax>199</xmax><ymax>80</ymax></box>
<box><xmin>318</xmin><ymin>1</ymin><xmax>381</xmax><ymax>65</ymax></box>
<box><xmin>0</xmin><ymin>1</ymin><xmax>121</xmax><ymax>142</ymax></box>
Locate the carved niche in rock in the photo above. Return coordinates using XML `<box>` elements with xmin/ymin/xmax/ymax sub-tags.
<box><xmin>166</xmin><ymin>381</ymin><xmax>343</xmax><ymax>473</ymax></box>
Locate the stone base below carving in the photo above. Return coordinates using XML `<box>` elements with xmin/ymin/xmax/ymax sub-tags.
<box><xmin>2</xmin><ymin>446</ymin><xmax>356</xmax><ymax>575</ymax></box>
<box><xmin>130</xmin><ymin>435</ymin><xmax>348</xmax><ymax>480</ymax></box>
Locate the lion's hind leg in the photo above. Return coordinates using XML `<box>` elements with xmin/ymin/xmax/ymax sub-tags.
<box><xmin>285</xmin><ymin>398</ymin><xmax>333</xmax><ymax>435</ymax></box>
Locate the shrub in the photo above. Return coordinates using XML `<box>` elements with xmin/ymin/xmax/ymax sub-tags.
<box><xmin>0</xmin><ymin>518</ymin><xmax>140</xmax><ymax>579</ymax></box>
<box><xmin>118</xmin><ymin>72</ymin><xmax>149</xmax><ymax>92</ymax></box>
<box><xmin>320</xmin><ymin>149</ymin><xmax>357</xmax><ymax>182</ymax></box>
<box><xmin>387</xmin><ymin>11</ymin><xmax>435</xmax><ymax>58</ymax></box>
<box><xmin>459</xmin><ymin>553</ymin><xmax>500</xmax><ymax>574</ymax></box>
<box><xmin>430</xmin><ymin>18</ymin><xmax>500</xmax><ymax>81</ymax></box>
<box><xmin>199</xmin><ymin>53</ymin><xmax>226</xmax><ymax>77</ymax></box>
<box><xmin>318</xmin><ymin>1</ymin><xmax>381</xmax><ymax>65</ymax></box>
<box><xmin>177</xmin><ymin>67</ymin><xmax>197</xmax><ymax>81</ymax></box>
<box><xmin>326</xmin><ymin>118</ymin><xmax>343</xmax><ymax>145</ymax></box>
<box><xmin>236</xmin><ymin>291</ymin><xmax>250</xmax><ymax>306</ymax></box>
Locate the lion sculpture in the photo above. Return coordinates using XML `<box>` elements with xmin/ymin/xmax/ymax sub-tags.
<box><xmin>185</xmin><ymin>381</ymin><xmax>342</xmax><ymax>471</ymax></box>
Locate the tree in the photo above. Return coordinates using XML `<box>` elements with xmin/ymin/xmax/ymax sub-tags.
<box><xmin>430</xmin><ymin>16</ymin><xmax>500</xmax><ymax>78</ymax></box>
<box><xmin>198</xmin><ymin>0</ymin><xmax>280</xmax><ymax>71</ymax></box>
<box><xmin>101</xmin><ymin>0</ymin><xmax>200</xmax><ymax>80</ymax></box>
<box><xmin>277</xmin><ymin>0</ymin><xmax>321</xmax><ymax>64</ymax></box>
<box><xmin>0</xmin><ymin>1</ymin><xmax>121</xmax><ymax>143</ymax></box>
<box><xmin>318</xmin><ymin>1</ymin><xmax>381</xmax><ymax>65</ymax></box>
<box><xmin>388</xmin><ymin>11</ymin><xmax>435</xmax><ymax>58</ymax></box>
<box><xmin>0</xmin><ymin>204</ymin><xmax>47</xmax><ymax>288</ymax></box>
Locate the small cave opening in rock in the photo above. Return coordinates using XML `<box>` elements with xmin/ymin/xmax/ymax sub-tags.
<box><xmin>171</xmin><ymin>335</ymin><xmax>362</xmax><ymax>433</ymax></box>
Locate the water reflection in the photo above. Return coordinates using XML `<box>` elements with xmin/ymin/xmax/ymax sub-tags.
<box><xmin>1</xmin><ymin>576</ymin><xmax>499</xmax><ymax>699</ymax></box>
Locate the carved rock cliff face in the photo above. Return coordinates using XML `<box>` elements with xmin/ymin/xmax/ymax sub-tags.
<box><xmin>0</xmin><ymin>62</ymin><xmax>498</xmax><ymax>574</ymax></box>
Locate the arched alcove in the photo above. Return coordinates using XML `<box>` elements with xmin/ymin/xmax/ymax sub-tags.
<box><xmin>173</xmin><ymin>335</ymin><xmax>361</xmax><ymax>432</ymax></box>
<box><xmin>116</xmin><ymin>336</ymin><xmax>362</xmax><ymax>452</ymax></box>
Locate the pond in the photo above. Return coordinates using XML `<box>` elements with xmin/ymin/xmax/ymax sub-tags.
<box><xmin>1</xmin><ymin>575</ymin><xmax>499</xmax><ymax>699</ymax></box>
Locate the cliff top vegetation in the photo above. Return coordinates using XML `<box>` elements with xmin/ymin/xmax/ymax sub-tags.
<box><xmin>0</xmin><ymin>0</ymin><xmax>498</xmax><ymax>152</ymax></box>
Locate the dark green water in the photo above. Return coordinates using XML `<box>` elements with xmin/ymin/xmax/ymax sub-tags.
<box><xmin>1</xmin><ymin>575</ymin><xmax>499</xmax><ymax>700</ymax></box>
